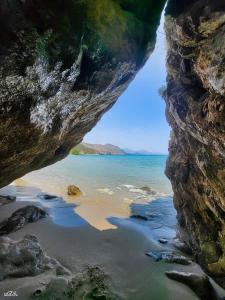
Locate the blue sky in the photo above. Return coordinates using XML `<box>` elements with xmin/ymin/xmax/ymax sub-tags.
<box><xmin>84</xmin><ymin>13</ymin><xmax>170</xmax><ymax>154</ymax></box>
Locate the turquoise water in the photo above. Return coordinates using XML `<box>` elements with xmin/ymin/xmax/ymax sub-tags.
<box><xmin>0</xmin><ymin>154</ymin><xmax>174</xmax><ymax>231</ymax></box>
<box><xmin>10</xmin><ymin>154</ymin><xmax>173</xmax><ymax>230</ymax></box>
<box><xmin>23</xmin><ymin>154</ymin><xmax>172</xmax><ymax>195</ymax></box>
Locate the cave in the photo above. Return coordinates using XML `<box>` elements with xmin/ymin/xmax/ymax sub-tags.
<box><xmin>0</xmin><ymin>0</ymin><xmax>225</xmax><ymax>299</ymax></box>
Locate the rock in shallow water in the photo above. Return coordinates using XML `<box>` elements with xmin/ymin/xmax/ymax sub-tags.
<box><xmin>38</xmin><ymin>194</ymin><xmax>59</xmax><ymax>200</ymax></box>
<box><xmin>146</xmin><ymin>251</ymin><xmax>191</xmax><ymax>265</ymax></box>
<box><xmin>0</xmin><ymin>205</ymin><xmax>47</xmax><ymax>235</ymax></box>
<box><xmin>67</xmin><ymin>185</ymin><xmax>82</xmax><ymax>196</ymax></box>
<box><xmin>140</xmin><ymin>186</ymin><xmax>156</xmax><ymax>195</ymax></box>
<box><xmin>165</xmin><ymin>271</ymin><xmax>224</xmax><ymax>300</ymax></box>
<box><xmin>0</xmin><ymin>235</ymin><xmax>70</xmax><ymax>281</ymax></box>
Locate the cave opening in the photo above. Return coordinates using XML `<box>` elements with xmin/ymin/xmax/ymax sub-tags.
<box><xmin>4</xmin><ymin>9</ymin><xmax>173</xmax><ymax>230</ymax></box>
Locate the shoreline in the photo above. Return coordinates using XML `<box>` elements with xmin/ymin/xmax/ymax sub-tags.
<box><xmin>0</xmin><ymin>154</ymin><xmax>223</xmax><ymax>299</ymax></box>
<box><xmin>0</xmin><ymin>192</ymin><xmax>202</xmax><ymax>300</ymax></box>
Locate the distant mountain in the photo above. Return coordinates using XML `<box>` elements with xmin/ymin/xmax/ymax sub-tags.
<box><xmin>70</xmin><ymin>143</ymin><xmax>167</xmax><ymax>155</ymax></box>
<box><xmin>123</xmin><ymin>148</ymin><xmax>167</xmax><ymax>155</ymax></box>
<box><xmin>70</xmin><ymin>143</ymin><xmax>126</xmax><ymax>155</ymax></box>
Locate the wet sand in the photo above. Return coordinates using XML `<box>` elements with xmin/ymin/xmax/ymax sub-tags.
<box><xmin>0</xmin><ymin>197</ymin><xmax>202</xmax><ymax>300</ymax></box>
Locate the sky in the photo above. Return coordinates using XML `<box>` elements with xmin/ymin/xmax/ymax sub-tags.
<box><xmin>84</xmin><ymin>12</ymin><xmax>170</xmax><ymax>154</ymax></box>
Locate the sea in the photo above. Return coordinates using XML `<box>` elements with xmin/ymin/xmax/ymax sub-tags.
<box><xmin>7</xmin><ymin>154</ymin><xmax>174</xmax><ymax>231</ymax></box>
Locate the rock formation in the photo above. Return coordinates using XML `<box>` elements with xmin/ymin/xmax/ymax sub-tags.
<box><xmin>165</xmin><ymin>0</ymin><xmax>225</xmax><ymax>284</ymax></box>
<box><xmin>32</xmin><ymin>266</ymin><xmax>116</xmax><ymax>300</ymax></box>
<box><xmin>0</xmin><ymin>0</ymin><xmax>165</xmax><ymax>187</ymax></box>
<box><xmin>0</xmin><ymin>205</ymin><xmax>47</xmax><ymax>235</ymax></box>
<box><xmin>165</xmin><ymin>271</ymin><xmax>224</xmax><ymax>300</ymax></box>
<box><xmin>0</xmin><ymin>234</ymin><xmax>70</xmax><ymax>281</ymax></box>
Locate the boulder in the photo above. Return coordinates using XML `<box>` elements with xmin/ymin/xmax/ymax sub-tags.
<box><xmin>0</xmin><ymin>205</ymin><xmax>47</xmax><ymax>235</ymax></box>
<box><xmin>67</xmin><ymin>185</ymin><xmax>82</xmax><ymax>196</ymax></box>
<box><xmin>165</xmin><ymin>271</ymin><xmax>224</xmax><ymax>300</ymax></box>
<box><xmin>0</xmin><ymin>235</ymin><xmax>70</xmax><ymax>281</ymax></box>
<box><xmin>0</xmin><ymin>195</ymin><xmax>16</xmax><ymax>206</ymax></box>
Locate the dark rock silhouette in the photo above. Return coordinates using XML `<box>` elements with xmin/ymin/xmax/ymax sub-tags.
<box><xmin>0</xmin><ymin>205</ymin><xmax>47</xmax><ymax>235</ymax></box>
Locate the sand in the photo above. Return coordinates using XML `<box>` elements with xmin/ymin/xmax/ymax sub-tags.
<box><xmin>0</xmin><ymin>198</ymin><xmax>203</xmax><ymax>300</ymax></box>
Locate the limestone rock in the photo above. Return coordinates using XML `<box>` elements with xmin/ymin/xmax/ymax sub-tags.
<box><xmin>165</xmin><ymin>0</ymin><xmax>225</xmax><ymax>283</ymax></box>
<box><xmin>0</xmin><ymin>235</ymin><xmax>70</xmax><ymax>281</ymax></box>
<box><xmin>67</xmin><ymin>185</ymin><xmax>82</xmax><ymax>196</ymax></box>
<box><xmin>0</xmin><ymin>205</ymin><xmax>47</xmax><ymax>235</ymax></box>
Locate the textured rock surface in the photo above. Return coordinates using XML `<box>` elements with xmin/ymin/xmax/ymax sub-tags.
<box><xmin>32</xmin><ymin>266</ymin><xmax>116</xmax><ymax>300</ymax></box>
<box><xmin>165</xmin><ymin>0</ymin><xmax>225</xmax><ymax>282</ymax></box>
<box><xmin>0</xmin><ymin>0</ymin><xmax>165</xmax><ymax>188</ymax></box>
<box><xmin>165</xmin><ymin>271</ymin><xmax>224</xmax><ymax>300</ymax></box>
<box><xmin>0</xmin><ymin>205</ymin><xmax>47</xmax><ymax>235</ymax></box>
<box><xmin>67</xmin><ymin>185</ymin><xmax>82</xmax><ymax>196</ymax></box>
<box><xmin>0</xmin><ymin>234</ymin><xmax>70</xmax><ymax>281</ymax></box>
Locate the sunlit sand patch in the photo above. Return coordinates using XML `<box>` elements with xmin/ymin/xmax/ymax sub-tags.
<box><xmin>75</xmin><ymin>197</ymin><xmax>131</xmax><ymax>231</ymax></box>
<box><xmin>13</xmin><ymin>178</ymin><xmax>29</xmax><ymax>186</ymax></box>
<box><xmin>97</xmin><ymin>188</ymin><xmax>114</xmax><ymax>195</ymax></box>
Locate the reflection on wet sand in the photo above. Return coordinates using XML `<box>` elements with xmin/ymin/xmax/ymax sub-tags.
<box><xmin>2</xmin><ymin>177</ymin><xmax>156</xmax><ymax>231</ymax></box>
<box><xmin>1</xmin><ymin>177</ymin><xmax>173</xmax><ymax>232</ymax></box>
<box><xmin>3</xmin><ymin>180</ymin><xmax>132</xmax><ymax>230</ymax></box>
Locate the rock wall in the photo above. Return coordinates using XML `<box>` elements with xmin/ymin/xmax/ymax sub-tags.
<box><xmin>0</xmin><ymin>0</ymin><xmax>165</xmax><ymax>187</ymax></box>
<box><xmin>165</xmin><ymin>0</ymin><xmax>225</xmax><ymax>284</ymax></box>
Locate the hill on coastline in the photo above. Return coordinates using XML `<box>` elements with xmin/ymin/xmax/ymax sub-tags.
<box><xmin>70</xmin><ymin>143</ymin><xmax>167</xmax><ymax>155</ymax></box>
<box><xmin>70</xmin><ymin>143</ymin><xmax>126</xmax><ymax>155</ymax></box>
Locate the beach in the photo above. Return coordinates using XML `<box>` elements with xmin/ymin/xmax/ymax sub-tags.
<box><xmin>0</xmin><ymin>155</ymin><xmax>213</xmax><ymax>299</ymax></box>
